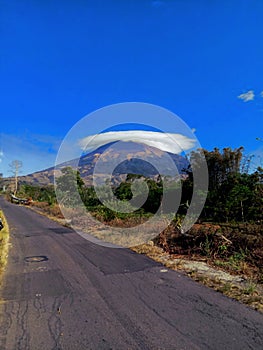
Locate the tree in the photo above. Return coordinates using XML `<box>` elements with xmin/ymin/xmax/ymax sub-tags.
<box><xmin>19</xmin><ymin>184</ymin><xmax>57</xmax><ymax>205</ymax></box>
<box><xmin>182</xmin><ymin>147</ymin><xmax>263</xmax><ymax>222</ymax></box>
<box><xmin>9</xmin><ymin>160</ymin><xmax>23</xmax><ymax>195</ymax></box>
<box><xmin>56</xmin><ymin>167</ymin><xmax>85</xmax><ymax>207</ymax></box>
<box><xmin>202</xmin><ymin>147</ymin><xmax>243</xmax><ymax>191</ymax></box>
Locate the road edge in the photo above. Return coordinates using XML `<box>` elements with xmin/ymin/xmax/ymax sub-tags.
<box><xmin>0</xmin><ymin>210</ymin><xmax>10</xmax><ymax>278</ymax></box>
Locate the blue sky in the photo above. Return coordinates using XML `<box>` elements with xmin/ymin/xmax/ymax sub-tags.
<box><xmin>1</xmin><ymin>0</ymin><xmax>263</xmax><ymax>176</ymax></box>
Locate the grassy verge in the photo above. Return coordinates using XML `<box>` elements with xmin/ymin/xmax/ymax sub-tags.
<box><xmin>0</xmin><ymin>210</ymin><xmax>10</xmax><ymax>276</ymax></box>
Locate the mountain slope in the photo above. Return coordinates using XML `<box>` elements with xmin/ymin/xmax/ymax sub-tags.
<box><xmin>17</xmin><ymin>142</ymin><xmax>190</xmax><ymax>186</ymax></box>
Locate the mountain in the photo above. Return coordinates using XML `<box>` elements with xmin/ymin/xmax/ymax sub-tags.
<box><xmin>16</xmin><ymin>141</ymin><xmax>190</xmax><ymax>186</ymax></box>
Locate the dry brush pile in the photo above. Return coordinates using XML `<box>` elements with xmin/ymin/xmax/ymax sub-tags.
<box><xmin>154</xmin><ymin>222</ymin><xmax>263</xmax><ymax>282</ymax></box>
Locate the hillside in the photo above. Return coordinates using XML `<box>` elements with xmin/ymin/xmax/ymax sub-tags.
<box><xmin>11</xmin><ymin>141</ymin><xmax>190</xmax><ymax>186</ymax></box>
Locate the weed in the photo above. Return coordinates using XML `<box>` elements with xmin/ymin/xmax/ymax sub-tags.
<box><xmin>218</xmin><ymin>243</ymin><xmax>228</xmax><ymax>257</ymax></box>
<box><xmin>200</xmin><ymin>235</ymin><xmax>212</xmax><ymax>257</ymax></box>
<box><xmin>214</xmin><ymin>259</ymin><xmax>228</xmax><ymax>268</ymax></box>
<box><xmin>243</xmin><ymin>282</ymin><xmax>257</xmax><ymax>295</ymax></box>
<box><xmin>227</xmin><ymin>249</ymin><xmax>247</xmax><ymax>271</ymax></box>
<box><xmin>221</xmin><ymin>282</ymin><xmax>232</xmax><ymax>293</ymax></box>
<box><xmin>233</xmin><ymin>249</ymin><xmax>247</xmax><ymax>261</ymax></box>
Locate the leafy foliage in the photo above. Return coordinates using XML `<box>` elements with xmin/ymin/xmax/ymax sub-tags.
<box><xmin>183</xmin><ymin>148</ymin><xmax>262</xmax><ymax>223</ymax></box>
<box><xmin>19</xmin><ymin>147</ymin><xmax>262</xmax><ymax>224</ymax></box>
<box><xmin>18</xmin><ymin>184</ymin><xmax>57</xmax><ymax>205</ymax></box>
<box><xmin>56</xmin><ymin>167</ymin><xmax>85</xmax><ymax>206</ymax></box>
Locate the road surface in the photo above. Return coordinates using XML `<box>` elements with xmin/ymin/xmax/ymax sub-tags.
<box><xmin>0</xmin><ymin>197</ymin><xmax>263</xmax><ymax>349</ymax></box>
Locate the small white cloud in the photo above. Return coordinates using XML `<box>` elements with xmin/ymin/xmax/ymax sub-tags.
<box><xmin>260</xmin><ymin>91</ymin><xmax>263</xmax><ymax>98</ymax></box>
<box><xmin>237</xmin><ymin>90</ymin><xmax>255</xmax><ymax>102</ymax></box>
<box><xmin>79</xmin><ymin>130</ymin><xmax>196</xmax><ymax>154</ymax></box>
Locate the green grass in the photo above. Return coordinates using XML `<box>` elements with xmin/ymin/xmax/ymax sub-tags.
<box><xmin>243</xmin><ymin>282</ymin><xmax>257</xmax><ymax>295</ymax></box>
<box><xmin>0</xmin><ymin>210</ymin><xmax>10</xmax><ymax>274</ymax></box>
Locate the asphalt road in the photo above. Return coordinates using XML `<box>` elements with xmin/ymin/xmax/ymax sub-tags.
<box><xmin>0</xmin><ymin>197</ymin><xmax>263</xmax><ymax>350</ymax></box>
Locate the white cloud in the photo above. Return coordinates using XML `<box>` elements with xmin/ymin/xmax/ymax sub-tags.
<box><xmin>79</xmin><ymin>130</ymin><xmax>196</xmax><ymax>154</ymax></box>
<box><xmin>260</xmin><ymin>91</ymin><xmax>263</xmax><ymax>98</ymax></box>
<box><xmin>237</xmin><ymin>90</ymin><xmax>255</xmax><ymax>102</ymax></box>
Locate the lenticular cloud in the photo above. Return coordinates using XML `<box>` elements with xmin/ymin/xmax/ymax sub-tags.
<box><xmin>78</xmin><ymin>130</ymin><xmax>196</xmax><ymax>154</ymax></box>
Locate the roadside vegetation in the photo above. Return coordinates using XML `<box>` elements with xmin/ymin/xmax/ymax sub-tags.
<box><xmin>0</xmin><ymin>210</ymin><xmax>10</xmax><ymax>276</ymax></box>
<box><xmin>4</xmin><ymin>146</ymin><xmax>263</xmax><ymax>310</ymax></box>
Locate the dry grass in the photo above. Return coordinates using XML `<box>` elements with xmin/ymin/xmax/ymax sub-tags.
<box><xmin>0</xmin><ymin>210</ymin><xmax>10</xmax><ymax>276</ymax></box>
<box><xmin>31</xmin><ymin>201</ymin><xmax>64</xmax><ymax>218</ymax></box>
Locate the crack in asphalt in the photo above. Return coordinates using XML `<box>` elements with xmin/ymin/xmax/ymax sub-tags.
<box><xmin>16</xmin><ymin>302</ymin><xmax>30</xmax><ymax>350</ymax></box>
<box><xmin>1</xmin><ymin>197</ymin><xmax>263</xmax><ymax>350</ymax></box>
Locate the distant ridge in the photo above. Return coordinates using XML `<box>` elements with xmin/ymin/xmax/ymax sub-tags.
<box><xmin>15</xmin><ymin>141</ymin><xmax>190</xmax><ymax>186</ymax></box>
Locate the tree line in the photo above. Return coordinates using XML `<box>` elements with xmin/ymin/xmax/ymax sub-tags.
<box><xmin>14</xmin><ymin>147</ymin><xmax>263</xmax><ymax>224</ymax></box>
<box><xmin>184</xmin><ymin>147</ymin><xmax>262</xmax><ymax>222</ymax></box>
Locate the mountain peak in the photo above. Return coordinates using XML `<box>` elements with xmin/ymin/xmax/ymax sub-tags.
<box><xmin>17</xmin><ymin>141</ymin><xmax>189</xmax><ymax>186</ymax></box>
